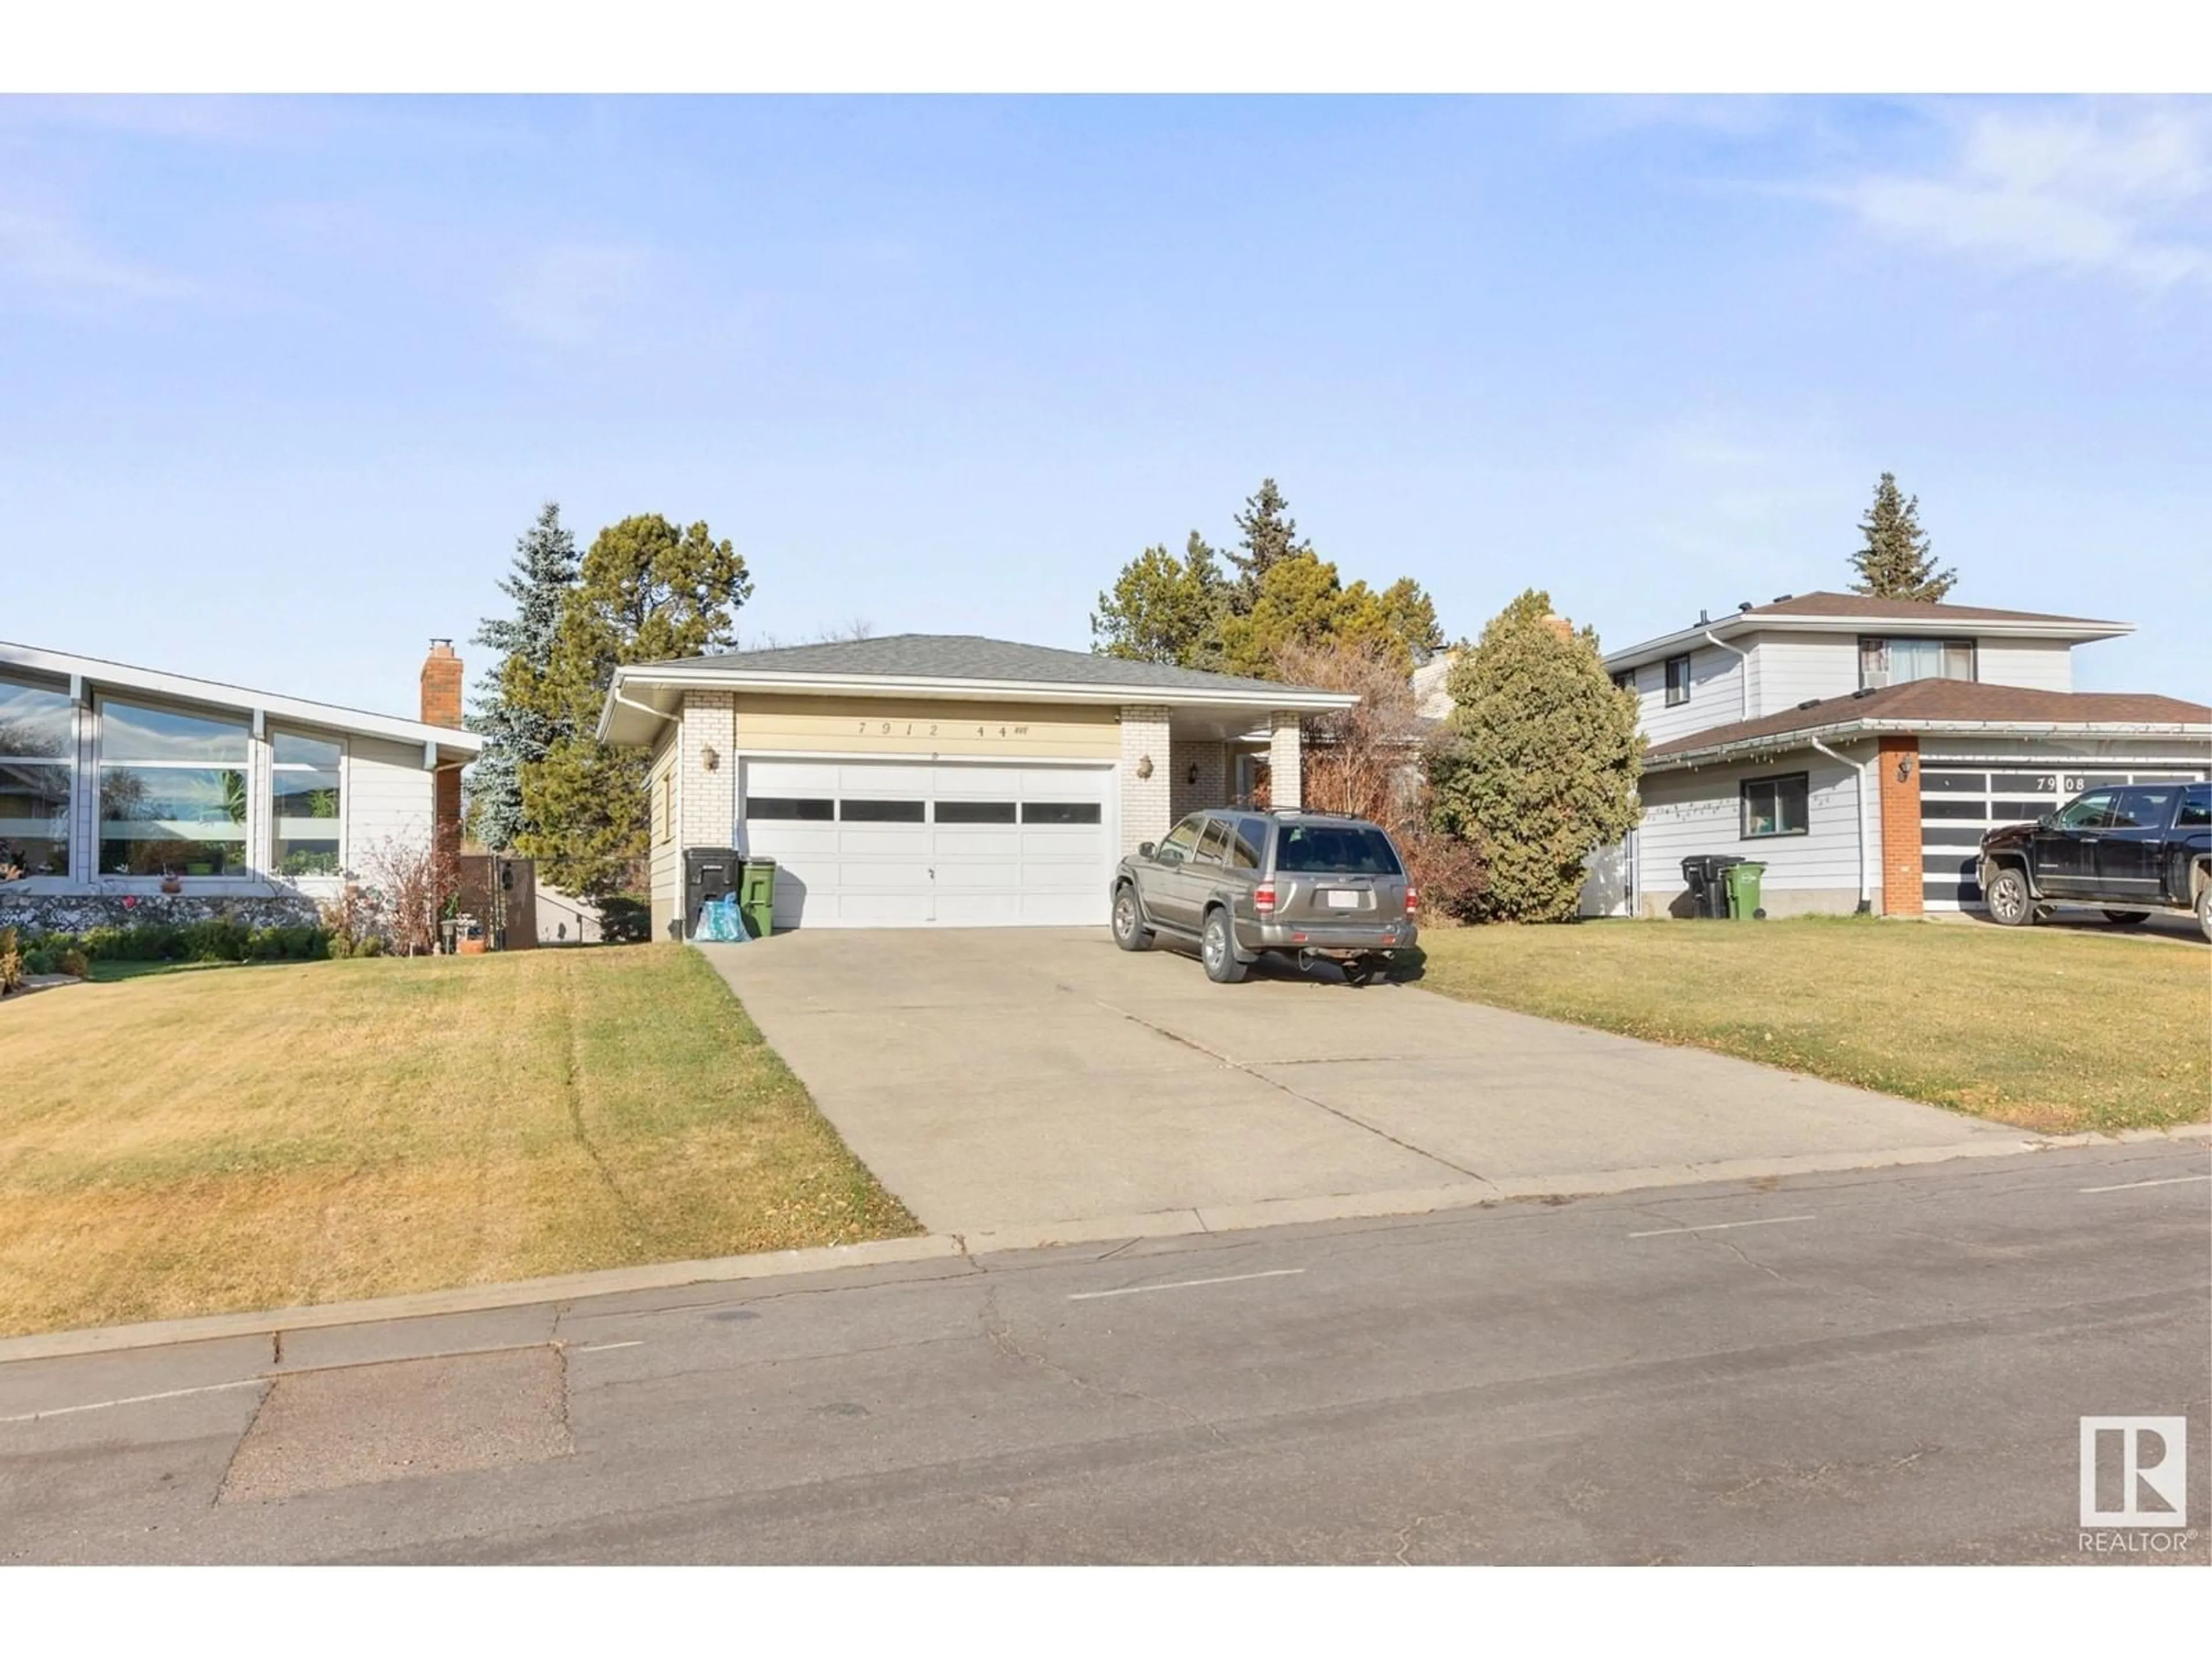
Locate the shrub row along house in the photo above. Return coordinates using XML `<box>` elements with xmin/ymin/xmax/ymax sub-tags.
<box><xmin>1584</xmin><ymin>592</ymin><xmax>2210</xmax><ymax>918</ymax></box>
<box><xmin>0</xmin><ymin>638</ymin><xmax>482</xmax><ymax>934</ymax></box>
<box><xmin>597</xmin><ymin>635</ymin><xmax>1356</xmax><ymax>935</ymax></box>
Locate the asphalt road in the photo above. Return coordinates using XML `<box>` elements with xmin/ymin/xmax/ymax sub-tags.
<box><xmin>3</xmin><ymin>1141</ymin><xmax>2206</xmax><ymax>1565</ymax></box>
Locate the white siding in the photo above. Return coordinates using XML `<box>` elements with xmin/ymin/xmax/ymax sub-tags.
<box><xmin>1627</xmin><ymin>642</ymin><xmax>1751</xmax><ymax>746</ymax></box>
<box><xmin>346</xmin><ymin>735</ymin><xmax>434</xmax><ymax>872</ymax></box>
<box><xmin>647</xmin><ymin>726</ymin><xmax>680</xmax><ymax>940</ymax></box>
<box><xmin>1634</xmin><ymin>747</ymin><xmax>1874</xmax><ymax>917</ymax></box>
<box><xmin>1976</xmin><ymin>638</ymin><xmax>2075</xmax><ymax>691</ymax></box>
<box><xmin>1744</xmin><ymin>632</ymin><xmax>1859</xmax><ymax>715</ymax></box>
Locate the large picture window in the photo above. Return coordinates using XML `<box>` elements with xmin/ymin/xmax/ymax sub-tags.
<box><xmin>1741</xmin><ymin>772</ymin><xmax>1810</xmax><ymax>839</ymax></box>
<box><xmin>272</xmin><ymin>731</ymin><xmax>343</xmax><ymax>877</ymax></box>
<box><xmin>99</xmin><ymin>700</ymin><xmax>251</xmax><ymax>877</ymax></box>
<box><xmin>0</xmin><ymin>675</ymin><xmax>73</xmax><ymax>879</ymax></box>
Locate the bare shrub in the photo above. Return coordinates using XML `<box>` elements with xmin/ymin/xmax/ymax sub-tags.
<box><xmin>358</xmin><ymin>835</ymin><xmax>457</xmax><ymax>957</ymax></box>
<box><xmin>1270</xmin><ymin>638</ymin><xmax>1487</xmax><ymax>919</ymax></box>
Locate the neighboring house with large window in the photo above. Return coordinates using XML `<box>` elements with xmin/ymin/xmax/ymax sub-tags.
<box><xmin>1584</xmin><ymin>592</ymin><xmax>2210</xmax><ymax>918</ymax></box>
<box><xmin>0</xmin><ymin>638</ymin><xmax>480</xmax><ymax>931</ymax></box>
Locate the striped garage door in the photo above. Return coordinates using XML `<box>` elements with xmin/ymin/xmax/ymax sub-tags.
<box><xmin>1921</xmin><ymin>763</ymin><xmax>2211</xmax><ymax>910</ymax></box>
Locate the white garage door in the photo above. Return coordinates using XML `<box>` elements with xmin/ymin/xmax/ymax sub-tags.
<box><xmin>738</xmin><ymin>759</ymin><xmax>1114</xmax><ymax>929</ymax></box>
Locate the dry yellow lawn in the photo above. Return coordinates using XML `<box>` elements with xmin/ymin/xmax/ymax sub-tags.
<box><xmin>1414</xmin><ymin>916</ymin><xmax>2211</xmax><ymax>1137</ymax></box>
<box><xmin>0</xmin><ymin>946</ymin><xmax>917</xmax><ymax>1338</ymax></box>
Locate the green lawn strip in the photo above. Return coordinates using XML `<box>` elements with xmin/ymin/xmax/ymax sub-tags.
<box><xmin>1411</xmin><ymin>918</ymin><xmax>2209</xmax><ymax>1135</ymax></box>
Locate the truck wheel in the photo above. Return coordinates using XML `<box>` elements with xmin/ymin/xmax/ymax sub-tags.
<box><xmin>1985</xmin><ymin>866</ymin><xmax>2036</xmax><ymax>927</ymax></box>
<box><xmin>1112</xmin><ymin>883</ymin><xmax>1153</xmax><ymax>952</ymax></box>
<box><xmin>2198</xmin><ymin>884</ymin><xmax>2212</xmax><ymax>944</ymax></box>
<box><xmin>1200</xmin><ymin>908</ymin><xmax>1248</xmax><ymax>983</ymax></box>
<box><xmin>2101</xmin><ymin>910</ymin><xmax>2151</xmax><ymax>926</ymax></box>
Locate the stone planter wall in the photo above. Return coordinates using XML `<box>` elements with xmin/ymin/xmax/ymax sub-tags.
<box><xmin>0</xmin><ymin>890</ymin><xmax>323</xmax><ymax>937</ymax></box>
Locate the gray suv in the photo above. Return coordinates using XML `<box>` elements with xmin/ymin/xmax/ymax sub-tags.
<box><xmin>1111</xmin><ymin>808</ymin><xmax>1417</xmax><ymax>985</ymax></box>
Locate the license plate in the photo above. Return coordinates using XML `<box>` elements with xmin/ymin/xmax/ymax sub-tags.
<box><xmin>1324</xmin><ymin>889</ymin><xmax>1362</xmax><ymax>909</ymax></box>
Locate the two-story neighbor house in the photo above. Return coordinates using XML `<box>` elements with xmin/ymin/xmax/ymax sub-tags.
<box><xmin>1589</xmin><ymin>592</ymin><xmax>2211</xmax><ymax>919</ymax></box>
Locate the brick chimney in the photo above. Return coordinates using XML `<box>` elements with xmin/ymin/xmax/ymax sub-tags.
<box><xmin>1543</xmin><ymin>614</ymin><xmax>1573</xmax><ymax>642</ymax></box>
<box><xmin>421</xmin><ymin>639</ymin><xmax>464</xmax><ymax>866</ymax></box>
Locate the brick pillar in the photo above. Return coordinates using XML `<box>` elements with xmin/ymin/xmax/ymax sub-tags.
<box><xmin>1877</xmin><ymin>734</ymin><xmax>1922</xmax><ymax>916</ymax></box>
<box><xmin>419</xmin><ymin>639</ymin><xmax>465</xmax><ymax>863</ymax></box>
<box><xmin>1268</xmin><ymin>713</ymin><xmax>1303</xmax><ymax>810</ymax></box>
<box><xmin>679</xmin><ymin>690</ymin><xmax>736</xmax><ymax>850</ymax></box>
<box><xmin>1119</xmin><ymin>705</ymin><xmax>1172</xmax><ymax>855</ymax></box>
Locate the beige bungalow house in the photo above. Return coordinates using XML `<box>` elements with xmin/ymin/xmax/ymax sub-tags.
<box><xmin>597</xmin><ymin>635</ymin><xmax>1356</xmax><ymax>935</ymax></box>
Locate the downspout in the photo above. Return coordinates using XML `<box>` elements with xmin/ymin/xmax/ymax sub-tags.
<box><xmin>1701</xmin><ymin>628</ymin><xmax>1750</xmax><ymax>722</ymax></box>
<box><xmin>1809</xmin><ymin>736</ymin><xmax>1872</xmax><ymax>915</ymax></box>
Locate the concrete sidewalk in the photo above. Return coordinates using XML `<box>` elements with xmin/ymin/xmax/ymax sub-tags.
<box><xmin>702</xmin><ymin>928</ymin><xmax>2025</xmax><ymax>1237</ymax></box>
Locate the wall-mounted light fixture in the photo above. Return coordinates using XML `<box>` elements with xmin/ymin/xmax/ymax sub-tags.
<box><xmin>702</xmin><ymin>745</ymin><xmax>721</xmax><ymax>772</ymax></box>
<box><xmin>1895</xmin><ymin>753</ymin><xmax>1914</xmax><ymax>783</ymax></box>
<box><xmin>1135</xmin><ymin>755</ymin><xmax>1154</xmax><ymax>780</ymax></box>
<box><xmin>1185</xmin><ymin>762</ymin><xmax>1200</xmax><ymax>786</ymax></box>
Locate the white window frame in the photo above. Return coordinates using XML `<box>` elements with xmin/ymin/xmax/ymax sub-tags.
<box><xmin>0</xmin><ymin>671</ymin><xmax>76</xmax><ymax>885</ymax></box>
<box><xmin>93</xmin><ymin>692</ymin><xmax>260</xmax><ymax>888</ymax></box>
<box><xmin>269</xmin><ymin>725</ymin><xmax>349</xmax><ymax>889</ymax></box>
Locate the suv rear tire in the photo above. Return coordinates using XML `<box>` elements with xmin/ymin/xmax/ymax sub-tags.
<box><xmin>1200</xmin><ymin>907</ymin><xmax>1248</xmax><ymax>983</ymax></box>
<box><xmin>2101</xmin><ymin>910</ymin><xmax>2151</xmax><ymax>925</ymax></box>
<box><xmin>1985</xmin><ymin>865</ymin><xmax>2035</xmax><ymax>927</ymax></box>
<box><xmin>1111</xmin><ymin>883</ymin><xmax>1153</xmax><ymax>952</ymax></box>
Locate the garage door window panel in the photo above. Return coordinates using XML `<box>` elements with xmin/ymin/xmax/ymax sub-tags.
<box><xmin>840</xmin><ymin>799</ymin><xmax>925</xmax><ymax>822</ymax></box>
<box><xmin>1023</xmin><ymin>801</ymin><xmax>1103</xmax><ymax>825</ymax></box>
<box><xmin>747</xmin><ymin>797</ymin><xmax>833</xmax><ymax>821</ymax></box>
<box><xmin>935</xmin><ymin>800</ymin><xmax>1017</xmax><ymax>824</ymax></box>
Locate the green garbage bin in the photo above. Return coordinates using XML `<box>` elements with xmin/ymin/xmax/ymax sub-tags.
<box><xmin>1724</xmin><ymin>860</ymin><xmax>1768</xmax><ymax>920</ymax></box>
<box><xmin>740</xmin><ymin>858</ymin><xmax>778</xmax><ymax>939</ymax></box>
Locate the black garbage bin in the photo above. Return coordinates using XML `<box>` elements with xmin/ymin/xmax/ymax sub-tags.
<box><xmin>681</xmin><ymin>847</ymin><xmax>743</xmax><ymax>941</ymax></box>
<box><xmin>1680</xmin><ymin>855</ymin><xmax>1746</xmax><ymax>919</ymax></box>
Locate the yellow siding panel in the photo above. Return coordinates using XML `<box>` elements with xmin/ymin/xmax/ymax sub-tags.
<box><xmin>733</xmin><ymin>695</ymin><xmax>1120</xmax><ymax>760</ymax></box>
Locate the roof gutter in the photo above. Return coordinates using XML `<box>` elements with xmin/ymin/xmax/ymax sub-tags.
<box><xmin>1645</xmin><ymin>718</ymin><xmax>2212</xmax><ymax>773</ymax></box>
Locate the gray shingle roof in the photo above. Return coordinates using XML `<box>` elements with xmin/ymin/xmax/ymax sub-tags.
<box><xmin>643</xmin><ymin>634</ymin><xmax>1317</xmax><ymax>695</ymax></box>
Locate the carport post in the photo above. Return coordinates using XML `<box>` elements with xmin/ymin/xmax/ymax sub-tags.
<box><xmin>1269</xmin><ymin>713</ymin><xmax>1303</xmax><ymax>810</ymax></box>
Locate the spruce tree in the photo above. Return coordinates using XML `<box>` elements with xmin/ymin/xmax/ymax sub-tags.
<box><xmin>1227</xmin><ymin>477</ymin><xmax>1312</xmax><ymax>601</ymax></box>
<box><xmin>466</xmin><ymin>503</ymin><xmax>579</xmax><ymax>851</ymax></box>
<box><xmin>1427</xmin><ymin>590</ymin><xmax>1645</xmax><ymax>922</ymax></box>
<box><xmin>1849</xmin><ymin>472</ymin><xmax>1956</xmax><ymax>601</ymax></box>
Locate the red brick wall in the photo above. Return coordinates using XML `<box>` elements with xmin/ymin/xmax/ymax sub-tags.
<box><xmin>420</xmin><ymin>641</ymin><xmax>465</xmax><ymax>865</ymax></box>
<box><xmin>1877</xmin><ymin>735</ymin><xmax>1922</xmax><ymax>916</ymax></box>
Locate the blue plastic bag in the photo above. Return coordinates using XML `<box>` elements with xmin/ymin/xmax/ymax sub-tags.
<box><xmin>694</xmin><ymin>895</ymin><xmax>748</xmax><ymax>942</ymax></box>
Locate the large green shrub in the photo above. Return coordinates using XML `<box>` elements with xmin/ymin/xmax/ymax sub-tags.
<box><xmin>1428</xmin><ymin>589</ymin><xmax>1645</xmax><ymax>923</ymax></box>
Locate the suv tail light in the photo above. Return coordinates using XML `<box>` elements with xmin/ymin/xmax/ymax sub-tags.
<box><xmin>1253</xmin><ymin>881</ymin><xmax>1277</xmax><ymax>915</ymax></box>
<box><xmin>1405</xmin><ymin>885</ymin><xmax>1419</xmax><ymax>916</ymax></box>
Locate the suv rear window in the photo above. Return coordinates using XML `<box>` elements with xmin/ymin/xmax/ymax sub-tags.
<box><xmin>1274</xmin><ymin>822</ymin><xmax>1403</xmax><ymax>876</ymax></box>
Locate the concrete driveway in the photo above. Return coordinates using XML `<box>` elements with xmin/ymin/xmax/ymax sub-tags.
<box><xmin>700</xmin><ymin>929</ymin><xmax>2021</xmax><ymax>1244</ymax></box>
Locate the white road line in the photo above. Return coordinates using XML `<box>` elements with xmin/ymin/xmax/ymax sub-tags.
<box><xmin>2079</xmin><ymin>1174</ymin><xmax>2212</xmax><ymax>1194</ymax></box>
<box><xmin>569</xmin><ymin>1340</ymin><xmax>644</xmax><ymax>1353</ymax></box>
<box><xmin>1627</xmin><ymin>1214</ymin><xmax>1818</xmax><ymax>1240</ymax></box>
<box><xmin>1068</xmin><ymin>1268</ymin><xmax>1308</xmax><ymax>1302</ymax></box>
<box><xmin>0</xmin><ymin>1376</ymin><xmax>264</xmax><ymax>1426</ymax></box>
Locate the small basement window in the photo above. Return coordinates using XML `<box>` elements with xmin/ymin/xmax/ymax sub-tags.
<box><xmin>1664</xmin><ymin>654</ymin><xmax>1691</xmax><ymax>707</ymax></box>
<box><xmin>1741</xmin><ymin>773</ymin><xmax>1810</xmax><ymax>839</ymax></box>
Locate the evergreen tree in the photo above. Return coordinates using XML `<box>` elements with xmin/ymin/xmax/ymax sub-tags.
<box><xmin>520</xmin><ymin>514</ymin><xmax>752</xmax><ymax>899</ymax></box>
<box><xmin>1849</xmin><ymin>472</ymin><xmax>1956</xmax><ymax>601</ymax></box>
<box><xmin>465</xmin><ymin>503</ymin><xmax>579</xmax><ymax>851</ymax></box>
<box><xmin>1427</xmin><ymin>590</ymin><xmax>1644</xmax><ymax>922</ymax></box>
<box><xmin>1090</xmin><ymin>532</ymin><xmax>1228</xmax><ymax>668</ymax></box>
<box><xmin>1227</xmin><ymin>477</ymin><xmax>1311</xmax><ymax>601</ymax></box>
<box><xmin>1092</xmin><ymin>479</ymin><xmax>1441</xmax><ymax>674</ymax></box>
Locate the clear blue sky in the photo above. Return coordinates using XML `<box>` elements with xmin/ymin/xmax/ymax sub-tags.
<box><xmin>5</xmin><ymin>95</ymin><xmax>2206</xmax><ymax>714</ymax></box>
